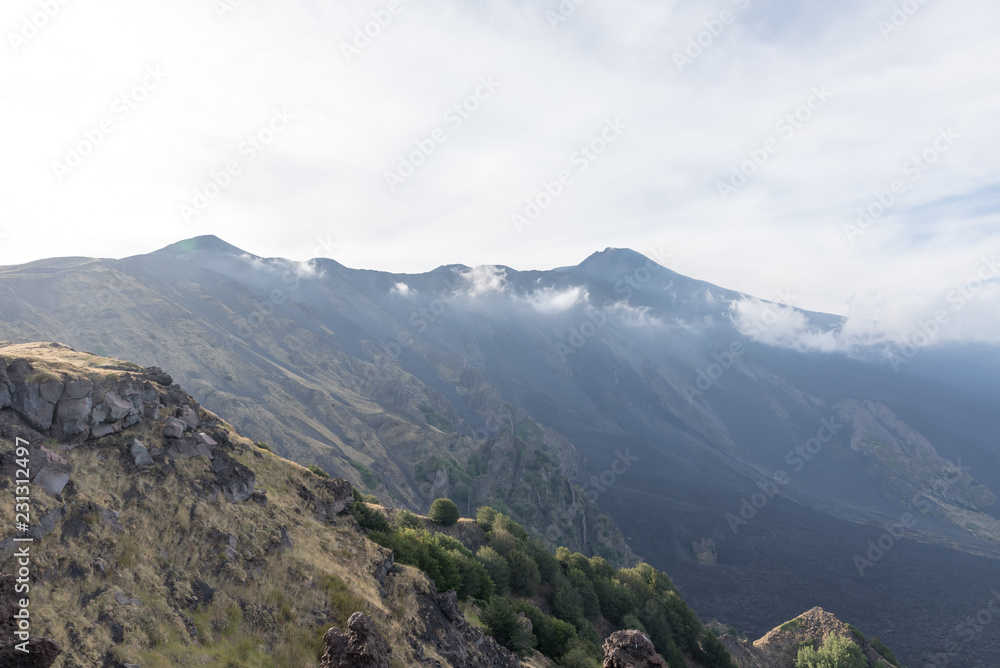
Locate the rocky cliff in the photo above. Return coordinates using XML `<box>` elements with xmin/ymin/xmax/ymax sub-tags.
<box><xmin>0</xmin><ymin>343</ymin><xmax>522</xmax><ymax>667</ymax></box>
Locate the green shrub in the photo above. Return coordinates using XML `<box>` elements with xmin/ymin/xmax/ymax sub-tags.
<box><xmin>476</xmin><ymin>506</ymin><xmax>498</xmax><ymax>531</ymax></box>
<box><xmin>429</xmin><ymin>498</ymin><xmax>460</xmax><ymax>526</ymax></box>
<box><xmin>351</xmin><ymin>499</ymin><xmax>390</xmax><ymax>532</ymax></box>
<box><xmin>795</xmin><ymin>635</ymin><xmax>867</xmax><ymax>668</ymax></box>
<box><xmin>307</xmin><ymin>464</ymin><xmax>330</xmax><ymax>478</ymax></box>
<box><xmin>395</xmin><ymin>510</ymin><xmax>423</xmax><ymax>530</ymax></box>
<box><xmin>869</xmin><ymin>637</ymin><xmax>902</xmax><ymax>668</ymax></box>
<box><xmin>348</xmin><ymin>459</ymin><xmax>379</xmax><ymax>489</ymax></box>
<box><xmin>480</xmin><ymin>596</ymin><xmax>535</xmax><ymax>656</ymax></box>
<box><xmin>476</xmin><ymin>546</ymin><xmax>510</xmax><ymax>597</ymax></box>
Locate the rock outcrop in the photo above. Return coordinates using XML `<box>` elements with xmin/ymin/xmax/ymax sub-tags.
<box><xmin>602</xmin><ymin>629</ymin><xmax>668</xmax><ymax>668</ymax></box>
<box><xmin>0</xmin><ymin>356</ymin><xmax>173</xmax><ymax>441</ymax></box>
<box><xmin>0</xmin><ymin>574</ymin><xmax>62</xmax><ymax>667</ymax></box>
<box><xmin>414</xmin><ymin>583</ymin><xmax>520</xmax><ymax>668</ymax></box>
<box><xmin>720</xmin><ymin>607</ymin><xmax>897</xmax><ymax>668</ymax></box>
<box><xmin>320</xmin><ymin>612</ymin><xmax>391</xmax><ymax>668</ymax></box>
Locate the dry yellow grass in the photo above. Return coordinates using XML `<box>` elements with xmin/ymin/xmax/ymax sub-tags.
<box><xmin>0</xmin><ymin>346</ymin><xmax>472</xmax><ymax>667</ymax></box>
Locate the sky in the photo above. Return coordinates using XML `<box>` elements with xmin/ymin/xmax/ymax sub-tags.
<box><xmin>2</xmin><ymin>0</ymin><xmax>999</xmax><ymax>341</ymax></box>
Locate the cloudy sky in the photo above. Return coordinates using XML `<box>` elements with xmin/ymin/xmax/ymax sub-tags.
<box><xmin>2</xmin><ymin>0</ymin><xmax>998</xmax><ymax>335</ymax></box>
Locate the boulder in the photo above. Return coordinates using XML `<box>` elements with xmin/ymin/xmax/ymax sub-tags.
<box><xmin>162</xmin><ymin>417</ymin><xmax>186</xmax><ymax>439</ymax></box>
<box><xmin>103</xmin><ymin>391</ymin><xmax>133</xmax><ymax>421</ymax></box>
<box><xmin>13</xmin><ymin>381</ymin><xmax>62</xmax><ymax>431</ymax></box>
<box><xmin>177</xmin><ymin>405</ymin><xmax>199</xmax><ymax>430</ymax></box>
<box><xmin>212</xmin><ymin>453</ymin><xmax>255</xmax><ymax>503</ymax></box>
<box><xmin>320</xmin><ymin>612</ymin><xmax>391</xmax><ymax>668</ymax></box>
<box><xmin>131</xmin><ymin>439</ymin><xmax>154</xmax><ymax>468</ymax></box>
<box><xmin>0</xmin><ymin>574</ymin><xmax>62</xmax><ymax>667</ymax></box>
<box><xmin>54</xmin><ymin>395</ymin><xmax>92</xmax><ymax>438</ymax></box>
<box><xmin>602</xmin><ymin>629</ymin><xmax>668</xmax><ymax>668</ymax></box>
<box><xmin>0</xmin><ymin>384</ymin><xmax>10</xmax><ymax>409</ymax></box>
<box><xmin>62</xmin><ymin>378</ymin><xmax>94</xmax><ymax>400</ymax></box>
<box><xmin>91</xmin><ymin>422</ymin><xmax>121</xmax><ymax>439</ymax></box>
<box><xmin>29</xmin><ymin>445</ymin><xmax>71</xmax><ymax>496</ymax></box>
<box><xmin>196</xmin><ymin>432</ymin><xmax>217</xmax><ymax>447</ymax></box>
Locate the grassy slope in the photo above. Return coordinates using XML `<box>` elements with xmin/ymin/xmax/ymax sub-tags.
<box><xmin>0</xmin><ymin>344</ymin><xmax>507</xmax><ymax>667</ymax></box>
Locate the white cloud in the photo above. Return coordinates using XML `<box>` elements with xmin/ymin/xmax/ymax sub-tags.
<box><xmin>1</xmin><ymin>0</ymin><xmax>999</xmax><ymax>344</ymax></box>
<box><xmin>457</xmin><ymin>265</ymin><xmax>507</xmax><ymax>297</ymax></box>
<box><xmin>391</xmin><ymin>281</ymin><xmax>414</xmax><ymax>296</ymax></box>
<box><xmin>521</xmin><ymin>286</ymin><xmax>588</xmax><ymax>313</ymax></box>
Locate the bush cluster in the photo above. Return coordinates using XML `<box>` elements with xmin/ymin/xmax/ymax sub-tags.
<box><xmin>360</xmin><ymin>496</ymin><xmax>735</xmax><ymax>667</ymax></box>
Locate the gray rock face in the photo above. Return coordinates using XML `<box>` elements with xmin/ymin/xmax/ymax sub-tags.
<box><xmin>320</xmin><ymin>612</ymin><xmax>391</xmax><ymax>668</ymax></box>
<box><xmin>55</xmin><ymin>395</ymin><xmax>92</xmax><ymax>437</ymax></box>
<box><xmin>177</xmin><ymin>405</ymin><xmax>199</xmax><ymax>430</ymax></box>
<box><xmin>103</xmin><ymin>391</ymin><xmax>133</xmax><ymax>421</ymax></box>
<box><xmin>212</xmin><ymin>453</ymin><xmax>255</xmax><ymax>503</ymax></box>
<box><xmin>62</xmin><ymin>378</ymin><xmax>94</xmax><ymax>400</ymax></box>
<box><xmin>162</xmin><ymin>417</ymin><xmax>185</xmax><ymax>439</ymax></box>
<box><xmin>13</xmin><ymin>381</ymin><xmax>61</xmax><ymax>431</ymax></box>
<box><xmin>602</xmin><ymin>629</ymin><xmax>668</xmax><ymax>668</ymax></box>
<box><xmin>29</xmin><ymin>445</ymin><xmax>71</xmax><ymax>495</ymax></box>
<box><xmin>131</xmin><ymin>439</ymin><xmax>154</xmax><ymax>468</ymax></box>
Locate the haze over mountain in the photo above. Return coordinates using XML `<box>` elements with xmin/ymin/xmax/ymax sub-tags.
<box><xmin>1</xmin><ymin>236</ymin><xmax>998</xmax><ymax>666</ymax></box>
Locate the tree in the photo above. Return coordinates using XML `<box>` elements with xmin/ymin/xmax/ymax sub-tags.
<box><xmin>481</xmin><ymin>596</ymin><xmax>536</xmax><ymax>656</ymax></box>
<box><xmin>506</xmin><ymin>549</ymin><xmax>541</xmax><ymax>596</ymax></box>
<box><xmin>477</xmin><ymin>545</ymin><xmax>510</xmax><ymax>596</ymax></box>
<box><xmin>429</xmin><ymin>498</ymin><xmax>460</xmax><ymax>526</ymax></box>
<box><xmin>795</xmin><ymin>634</ymin><xmax>867</xmax><ymax>668</ymax></box>
<box><xmin>476</xmin><ymin>505</ymin><xmax>498</xmax><ymax>531</ymax></box>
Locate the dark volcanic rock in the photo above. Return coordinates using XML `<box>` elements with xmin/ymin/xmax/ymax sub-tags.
<box><xmin>415</xmin><ymin>583</ymin><xmax>520</xmax><ymax>668</ymax></box>
<box><xmin>212</xmin><ymin>452</ymin><xmax>255</xmax><ymax>503</ymax></box>
<box><xmin>0</xmin><ymin>574</ymin><xmax>62</xmax><ymax>667</ymax></box>
<box><xmin>320</xmin><ymin>612</ymin><xmax>391</xmax><ymax>668</ymax></box>
<box><xmin>602</xmin><ymin>629</ymin><xmax>667</xmax><ymax>668</ymax></box>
